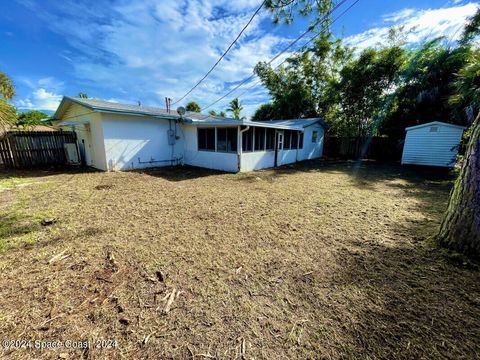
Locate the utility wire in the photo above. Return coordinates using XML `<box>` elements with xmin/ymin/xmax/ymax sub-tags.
<box><xmin>172</xmin><ymin>0</ymin><xmax>267</xmax><ymax>105</ymax></box>
<box><xmin>201</xmin><ymin>0</ymin><xmax>357</xmax><ymax>113</ymax></box>
<box><xmin>235</xmin><ymin>0</ymin><xmax>360</xmax><ymax>102</ymax></box>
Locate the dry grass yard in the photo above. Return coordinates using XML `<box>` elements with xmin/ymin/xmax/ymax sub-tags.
<box><xmin>0</xmin><ymin>161</ymin><xmax>479</xmax><ymax>359</ymax></box>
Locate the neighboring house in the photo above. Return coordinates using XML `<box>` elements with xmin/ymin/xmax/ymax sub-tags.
<box><xmin>0</xmin><ymin>124</ymin><xmax>56</xmax><ymax>138</ymax></box>
<box><xmin>401</xmin><ymin>121</ymin><xmax>466</xmax><ymax>168</ymax></box>
<box><xmin>52</xmin><ymin>96</ymin><xmax>326</xmax><ymax>172</ymax></box>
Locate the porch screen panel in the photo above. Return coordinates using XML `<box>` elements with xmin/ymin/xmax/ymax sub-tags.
<box><xmin>226</xmin><ymin>128</ymin><xmax>238</xmax><ymax>152</ymax></box>
<box><xmin>266</xmin><ymin>128</ymin><xmax>275</xmax><ymax>151</ymax></box>
<box><xmin>254</xmin><ymin>127</ymin><xmax>265</xmax><ymax>151</ymax></box>
<box><xmin>242</xmin><ymin>127</ymin><xmax>253</xmax><ymax>152</ymax></box>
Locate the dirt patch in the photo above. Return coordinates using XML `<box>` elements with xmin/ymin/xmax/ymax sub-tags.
<box><xmin>0</xmin><ymin>161</ymin><xmax>478</xmax><ymax>359</ymax></box>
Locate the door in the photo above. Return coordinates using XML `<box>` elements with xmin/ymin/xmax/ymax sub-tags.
<box><xmin>275</xmin><ymin>130</ymin><xmax>283</xmax><ymax>167</ymax></box>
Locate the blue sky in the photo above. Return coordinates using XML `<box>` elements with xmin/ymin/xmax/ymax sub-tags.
<box><xmin>1</xmin><ymin>0</ymin><xmax>478</xmax><ymax>117</ymax></box>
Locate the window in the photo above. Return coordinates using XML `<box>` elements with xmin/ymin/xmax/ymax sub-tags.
<box><xmin>312</xmin><ymin>131</ymin><xmax>318</xmax><ymax>143</ymax></box>
<box><xmin>217</xmin><ymin>128</ymin><xmax>227</xmax><ymax>152</ymax></box>
<box><xmin>266</xmin><ymin>128</ymin><xmax>275</xmax><ymax>151</ymax></box>
<box><xmin>254</xmin><ymin>127</ymin><xmax>265</xmax><ymax>151</ymax></box>
<box><xmin>299</xmin><ymin>132</ymin><xmax>304</xmax><ymax>149</ymax></box>
<box><xmin>291</xmin><ymin>131</ymin><xmax>298</xmax><ymax>149</ymax></box>
<box><xmin>430</xmin><ymin>126</ymin><xmax>438</xmax><ymax>133</ymax></box>
<box><xmin>283</xmin><ymin>130</ymin><xmax>291</xmax><ymax>150</ymax></box>
<box><xmin>226</xmin><ymin>127</ymin><xmax>238</xmax><ymax>153</ymax></box>
<box><xmin>198</xmin><ymin>128</ymin><xmax>215</xmax><ymax>151</ymax></box>
<box><xmin>242</xmin><ymin>127</ymin><xmax>253</xmax><ymax>152</ymax></box>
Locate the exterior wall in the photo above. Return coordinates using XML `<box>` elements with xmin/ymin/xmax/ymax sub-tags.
<box><xmin>60</xmin><ymin>105</ymin><xmax>326</xmax><ymax>173</ymax></box>
<box><xmin>182</xmin><ymin>125</ymin><xmax>239</xmax><ymax>172</ymax></box>
<box><xmin>239</xmin><ymin>124</ymin><xmax>325</xmax><ymax>172</ymax></box>
<box><xmin>100</xmin><ymin>113</ymin><xmax>184</xmax><ymax>171</ymax></box>
<box><xmin>401</xmin><ymin>124</ymin><xmax>464</xmax><ymax>167</ymax></box>
<box><xmin>240</xmin><ymin>151</ymin><xmax>275</xmax><ymax>171</ymax></box>
<box><xmin>298</xmin><ymin>123</ymin><xmax>324</xmax><ymax>161</ymax></box>
<box><xmin>60</xmin><ymin>104</ymin><xmax>107</xmax><ymax>170</ymax></box>
<box><xmin>277</xmin><ymin>149</ymin><xmax>298</xmax><ymax>165</ymax></box>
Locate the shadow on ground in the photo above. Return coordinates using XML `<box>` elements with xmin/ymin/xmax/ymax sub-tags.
<box><xmin>309</xmin><ymin>226</ymin><xmax>480</xmax><ymax>359</ymax></box>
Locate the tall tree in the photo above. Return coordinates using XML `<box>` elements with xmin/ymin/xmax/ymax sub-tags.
<box><xmin>0</xmin><ymin>71</ymin><xmax>16</xmax><ymax>131</ymax></box>
<box><xmin>336</xmin><ymin>45</ymin><xmax>406</xmax><ymax>136</ymax></box>
<box><xmin>380</xmin><ymin>40</ymin><xmax>471</xmax><ymax>138</ymax></box>
<box><xmin>252</xmin><ymin>103</ymin><xmax>277</xmax><ymax>121</ymax></box>
<box><xmin>185</xmin><ymin>101</ymin><xmax>201</xmax><ymax>113</ymax></box>
<box><xmin>254</xmin><ymin>32</ymin><xmax>352</xmax><ymax>126</ymax></box>
<box><xmin>437</xmin><ymin>49</ymin><xmax>480</xmax><ymax>257</ymax></box>
<box><xmin>227</xmin><ymin>98</ymin><xmax>245</xmax><ymax>120</ymax></box>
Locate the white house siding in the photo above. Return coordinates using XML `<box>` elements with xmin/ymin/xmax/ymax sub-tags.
<box><xmin>100</xmin><ymin>113</ymin><xmax>184</xmax><ymax>171</ymax></box>
<box><xmin>61</xmin><ymin>104</ymin><xmax>107</xmax><ymax>170</ymax></box>
<box><xmin>182</xmin><ymin>125</ymin><xmax>239</xmax><ymax>172</ymax></box>
<box><xmin>298</xmin><ymin>123</ymin><xmax>324</xmax><ymax>161</ymax></box>
<box><xmin>401</xmin><ymin>122</ymin><xmax>464</xmax><ymax>167</ymax></box>
<box><xmin>240</xmin><ymin>151</ymin><xmax>275</xmax><ymax>171</ymax></box>
<box><xmin>277</xmin><ymin>149</ymin><xmax>297</xmax><ymax>166</ymax></box>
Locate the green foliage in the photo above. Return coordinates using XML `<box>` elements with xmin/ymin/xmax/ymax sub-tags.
<box><xmin>16</xmin><ymin>110</ymin><xmax>49</xmax><ymax>129</ymax></box>
<box><xmin>254</xmin><ymin>32</ymin><xmax>352</xmax><ymax>125</ymax></box>
<box><xmin>460</xmin><ymin>8</ymin><xmax>480</xmax><ymax>44</ymax></box>
<box><xmin>265</xmin><ymin>0</ymin><xmax>334</xmax><ymax>25</ymax></box>
<box><xmin>380</xmin><ymin>40</ymin><xmax>471</xmax><ymax>138</ymax></box>
<box><xmin>185</xmin><ymin>101</ymin><xmax>201</xmax><ymax>113</ymax></box>
<box><xmin>337</xmin><ymin>46</ymin><xmax>406</xmax><ymax>136</ymax></box>
<box><xmin>252</xmin><ymin>103</ymin><xmax>277</xmax><ymax>121</ymax></box>
<box><xmin>0</xmin><ymin>71</ymin><xmax>16</xmax><ymax>130</ymax></box>
<box><xmin>227</xmin><ymin>98</ymin><xmax>245</xmax><ymax>120</ymax></box>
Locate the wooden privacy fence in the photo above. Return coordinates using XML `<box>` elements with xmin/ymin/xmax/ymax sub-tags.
<box><xmin>323</xmin><ymin>136</ymin><xmax>403</xmax><ymax>161</ymax></box>
<box><xmin>0</xmin><ymin>131</ymin><xmax>78</xmax><ymax>168</ymax></box>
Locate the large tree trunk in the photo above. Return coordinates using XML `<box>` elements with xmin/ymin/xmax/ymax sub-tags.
<box><xmin>437</xmin><ymin>113</ymin><xmax>480</xmax><ymax>258</ymax></box>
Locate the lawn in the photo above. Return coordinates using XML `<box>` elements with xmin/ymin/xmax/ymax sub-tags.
<box><xmin>0</xmin><ymin>161</ymin><xmax>478</xmax><ymax>359</ymax></box>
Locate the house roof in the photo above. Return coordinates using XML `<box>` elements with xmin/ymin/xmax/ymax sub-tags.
<box><xmin>53</xmin><ymin>96</ymin><xmax>328</xmax><ymax>131</ymax></box>
<box><xmin>0</xmin><ymin>124</ymin><xmax>57</xmax><ymax>137</ymax></box>
<box><xmin>405</xmin><ymin>121</ymin><xmax>466</xmax><ymax>132</ymax></box>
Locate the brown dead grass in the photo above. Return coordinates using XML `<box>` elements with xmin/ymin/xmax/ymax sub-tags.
<box><xmin>0</xmin><ymin>161</ymin><xmax>479</xmax><ymax>359</ymax></box>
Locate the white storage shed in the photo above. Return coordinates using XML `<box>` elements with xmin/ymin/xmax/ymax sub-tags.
<box><xmin>401</xmin><ymin>121</ymin><xmax>465</xmax><ymax>167</ymax></box>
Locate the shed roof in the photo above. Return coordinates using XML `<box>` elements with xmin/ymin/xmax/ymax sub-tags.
<box><xmin>53</xmin><ymin>96</ymin><xmax>327</xmax><ymax>131</ymax></box>
<box><xmin>405</xmin><ymin>121</ymin><xmax>466</xmax><ymax>132</ymax></box>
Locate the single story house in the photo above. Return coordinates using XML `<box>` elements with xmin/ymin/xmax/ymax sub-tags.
<box><xmin>52</xmin><ymin>96</ymin><xmax>327</xmax><ymax>172</ymax></box>
<box><xmin>401</xmin><ymin>121</ymin><xmax>466</xmax><ymax>168</ymax></box>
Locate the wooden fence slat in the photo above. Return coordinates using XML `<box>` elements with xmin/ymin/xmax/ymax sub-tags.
<box><xmin>324</xmin><ymin>136</ymin><xmax>403</xmax><ymax>161</ymax></box>
<box><xmin>0</xmin><ymin>131</ymin><xmax>78</xmax><ymax>169</ymax></box>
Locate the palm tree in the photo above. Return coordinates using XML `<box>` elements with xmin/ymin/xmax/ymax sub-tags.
<box><xmin>0</xmin><ymin>71</ymin><xmax>16</xmax><ymax>131</ymax></box>
<box><xmin>185</xmin><ymin>101</ymin><xmax>201</xmax><ymax>113</ymax></box>
<box><xmin>227</xmin><ymin>98</ymin><xmax>245</xmax><ymax>120</ymax></box>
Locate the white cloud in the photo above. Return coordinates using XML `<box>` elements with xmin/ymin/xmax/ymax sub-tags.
<box><xmin>16</xmin><ymin>1</ymin><xmax>478</xmax><ymax>118</ymax></box>
<box><xmin>15</xmin><ymin>76</ymin><xmax>64</xmax><ymax>111</ymax></box>
<box><xmin>346</xmin><ymin>3</ymin><xmax>479</xmax><ymax>51</ymax></box>
<box><xmin>15</xmin><ymin>88</ymin><xmax>62</xmax><ymax>111</ymax></box>
<box><xmin>16</xmin><ymin>0</ymin><xmax>287</xmax><ymax>117</ymax></box>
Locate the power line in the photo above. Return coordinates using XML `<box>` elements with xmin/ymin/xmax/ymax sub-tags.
<box><xmin>172</xmin><ymin>0</ymin><xmax>267</xmax><ymax>105</ymax></box>
<box><xmin>201</xmin><ymin>0</ymin><xmax>358</xmax><ymax>113</ymax></box>
<box><xmin>235</xmin><ymin>1</ymin><xmax>359</xmax><ymax>102</ymax></box>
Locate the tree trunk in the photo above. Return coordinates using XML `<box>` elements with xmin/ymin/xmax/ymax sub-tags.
<box><xmin>437</xmin><ymin>113</ymin><xmax>480</xmax><ymax>258</ymax></box>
